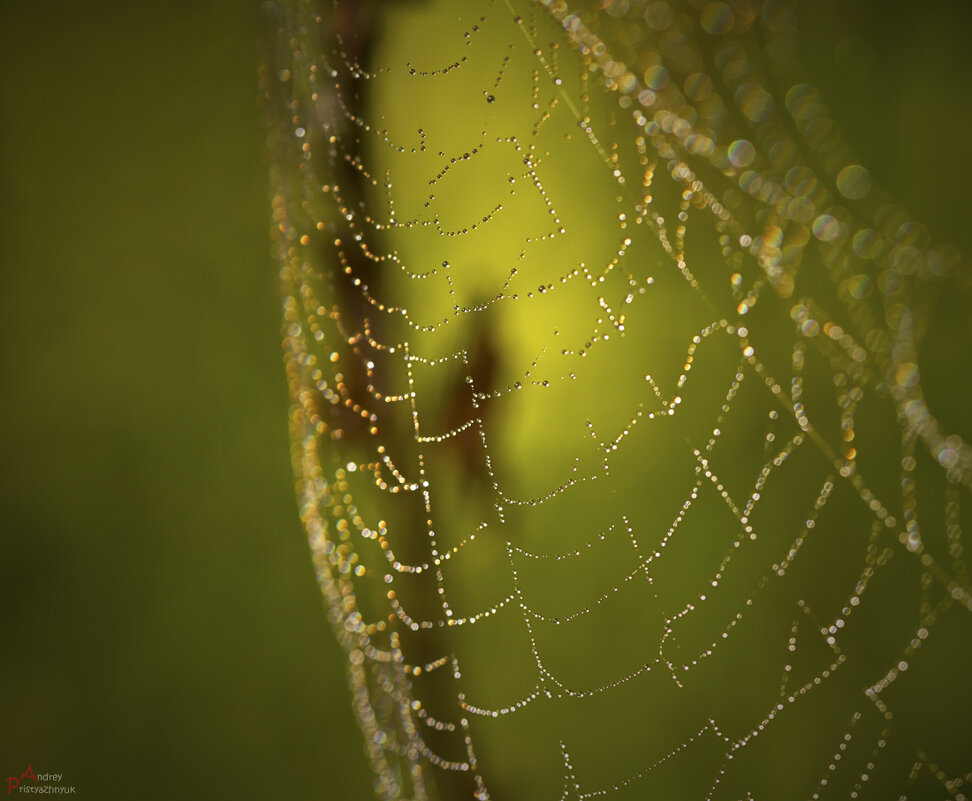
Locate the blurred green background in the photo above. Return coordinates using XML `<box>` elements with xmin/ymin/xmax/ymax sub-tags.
<box><xmin>1</xmin><ymin>1</ymin><xmax>969</xmax><ymax>800</ymax></box>
<box><xmin>0</xmin><ymin>3</ymin><xmax>374</xmax><ymax>798</ymax></box>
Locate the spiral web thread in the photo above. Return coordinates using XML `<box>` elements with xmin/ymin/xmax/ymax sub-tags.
<box><xmin>265</xmin><ymin>0</ymin><xmax>971</xmax><ymax>798</ymax></box>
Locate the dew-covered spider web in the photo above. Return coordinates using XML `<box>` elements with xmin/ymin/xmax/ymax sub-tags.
<box><xmin>264</xmin><ymin>0</ymin><xmax>972</xmax><ymax>798</ymax></box>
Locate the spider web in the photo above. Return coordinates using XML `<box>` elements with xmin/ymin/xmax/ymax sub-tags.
<box><xmin>264</xmin><ymin>0</ymin><xmax>972</xmax><ymax>798</ymax></box>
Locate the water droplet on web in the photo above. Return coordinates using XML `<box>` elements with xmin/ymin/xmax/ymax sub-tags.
<box><xmin>728</xmin><ymin>139</ymin><xmax>755</xmax><ymax>168</ymax></box>
<box><xmin>836</xmin><ymin>164</ymin><xmax>871</xmax><ymax>199</ymax></box>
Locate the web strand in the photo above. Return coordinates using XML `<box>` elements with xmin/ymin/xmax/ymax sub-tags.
<box><xmin>266</xmin><ymin>0</ymin><xmax>972</xmax><ymax>798</ymax></box>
